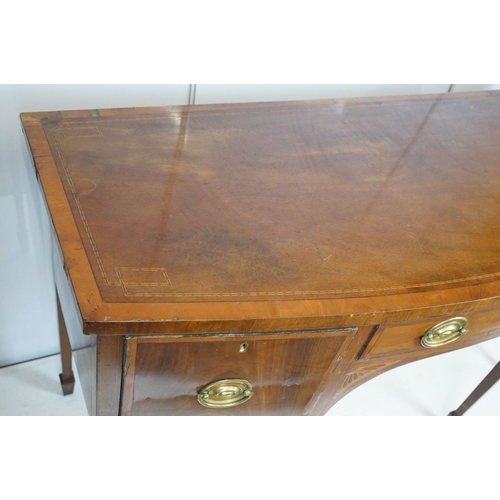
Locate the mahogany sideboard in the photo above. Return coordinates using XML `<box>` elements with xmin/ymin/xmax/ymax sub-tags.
<box><xmin>20</xmin><ymin>91</ymin><xmax>500</xmax><ymax>416</ymax></box>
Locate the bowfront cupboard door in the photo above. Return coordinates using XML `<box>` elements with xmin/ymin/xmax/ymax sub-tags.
<box><xmin>120</xmin><ymin>329</ymin><xmax>358</xmax><ymax>416</ymax></box>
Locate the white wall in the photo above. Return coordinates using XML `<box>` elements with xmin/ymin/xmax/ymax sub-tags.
<box><xmin>1</xmin><ymin>84</ymin><xmax>498</xmax><ymax>367</ymax></box>
<box><xmin>194</xmin><ymin>84</ymin><xmax>451</xmax><ymax>104</ymax></box>
<box><xmin>451</xmin><ymin>84</ymin><xmax>500</xmax><ymax>93</ymax></box>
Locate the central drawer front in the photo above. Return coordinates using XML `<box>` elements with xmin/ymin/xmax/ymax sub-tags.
<box><xmin>359</xmin><ymin>306</ymin><xmax>500</xmax><ymax>360</ymax></box>
<box><xmin>121</xmin><ymin>329</ymin><xmax>355</xmax><ymax>416</ymax></box>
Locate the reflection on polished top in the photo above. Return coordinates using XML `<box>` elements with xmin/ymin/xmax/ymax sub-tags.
<box><xmin>20</xmin><ymin>92</ymin><xmax>500</xmax><ymax>328</ymax></box>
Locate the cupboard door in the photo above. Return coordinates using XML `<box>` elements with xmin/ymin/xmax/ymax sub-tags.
<box><xmin>122</xmin><ymin>330</ymin><xmax>355</xmax><ymax>416</ymax></box>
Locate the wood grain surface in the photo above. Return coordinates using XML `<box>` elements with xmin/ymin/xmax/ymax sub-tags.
<box><xmin>21</xmin><ymin>92</ymin><xmax>500</xmax><ymax>415</ymax></box>
<box><xmin>21</xmin><ymin>92</ymin><xmax>500</xmax><ymax>334</ymax></box>
<box><xmin>122</xmin><ymin>329</ymin><xmax>354</xmax><ymax>416</ymax></box>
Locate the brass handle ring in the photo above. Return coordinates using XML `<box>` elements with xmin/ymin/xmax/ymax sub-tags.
<box><xmin>197</xmin><ymin>379</ymin><xmax>253</xmax><ymax>408</ymax></box>
<box><xmin>421</xmin><ymin>317</ymin><xmax>468</xmax><ymax>348</ymax></box>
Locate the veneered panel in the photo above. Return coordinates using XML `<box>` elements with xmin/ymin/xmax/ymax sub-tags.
<box><xmin>126</xmin><ymin>331</ymin><xmax>351</xmax><ymax>416</ymax></box>
<box><xmin>361</xmin><ymin>307</ymin><xmax>500</xmax><ymax>360</ymax></box>
<box><xmin>33</xmin><ymin>94</ymin><xmax>500</xmax><ymax>306</ymax></box>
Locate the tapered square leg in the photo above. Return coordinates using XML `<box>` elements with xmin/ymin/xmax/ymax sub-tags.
<box><xmin>448</xmin><ymin>360</ymin><xmax>500</xmax><ymax>416</ymax></box>
<box><xmin>59</xmin><ymin>372</ymin><xmax>75</xmax><ymax>395</ymax></box>
<box><xmin>57</xmin><ymin>289</ymin><xmax>75</xmax><ymax>396</ymax></box>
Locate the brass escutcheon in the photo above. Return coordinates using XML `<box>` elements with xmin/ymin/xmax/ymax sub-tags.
<box><xmin>197</xmin><ymin>379</ymin><xmax>253</xmax><ymax>408</ymax></box>
<box><xmin>421</xmin><ymin>317</ymin><xmax>468</xmax><ymax>348</ymax></box>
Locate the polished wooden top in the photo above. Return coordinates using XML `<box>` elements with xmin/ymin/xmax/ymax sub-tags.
<box><xmin>21</xmin><ymin>92</ymin><xmax>500</xmax><ymax>333</ymax></box>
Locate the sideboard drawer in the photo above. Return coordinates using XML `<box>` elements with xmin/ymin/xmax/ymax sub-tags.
<box><xmin>360</xmin><ymin>307</ymin><xmax>500</xmax><ymax>360</ymax></box>
<box><xmin>121</xmin><ymin>329</ymin><xmax>355</xmax><ymax>416</ymax></box>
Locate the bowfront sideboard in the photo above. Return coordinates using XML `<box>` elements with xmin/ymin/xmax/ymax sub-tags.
<box><xmin>21</xmin><ymin>91</ymin><xmax>500</xmax><ymax>415</ymax></box>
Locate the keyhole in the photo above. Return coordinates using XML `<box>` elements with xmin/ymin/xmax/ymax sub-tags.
<box><xmin>239</xmin><ymin>342</ymin><xmax>248</xmax><ymax>353</ymax></box>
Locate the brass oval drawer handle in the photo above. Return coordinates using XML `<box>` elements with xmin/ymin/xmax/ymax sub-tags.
<box><xmin>421</xmin><ymin>317</ymin><xmax>468</xmax><ymax>348</ymax></box>
<box><xmin>197</xmin><ymin>379</ymin><xmax>253</xmax><ymax>408</ymax></box>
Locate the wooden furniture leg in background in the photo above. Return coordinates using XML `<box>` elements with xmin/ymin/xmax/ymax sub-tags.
<box><xmin>57</xmin><ymin>290</ymin><xmax>75</xmax><ymax>395</ymax></box>
<box><xmin>449</xmin><ymin>361</ymin><xmax>500</xmax><ymax>416</ymax></box>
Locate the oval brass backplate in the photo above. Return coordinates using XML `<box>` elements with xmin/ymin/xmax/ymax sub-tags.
<box><xmin>197</xmin><ymin>379</ymin><xmax>253</xmax><ymax>408</ymax></box>
<box><xmin>421</xmin><ymin>317</ymin><xmax>468</xmax><ymax>348</ymax></box>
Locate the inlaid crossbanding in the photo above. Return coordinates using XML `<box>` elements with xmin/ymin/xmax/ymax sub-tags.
<box><xmin>115</xmin><ymin>267</ymin><xmax>172</xmax><ymax>296</ymax></box>
<box><xmin>61</xmin><ymin>125</ymin><xmax>103</xmax><ymax>138</ymax></box>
